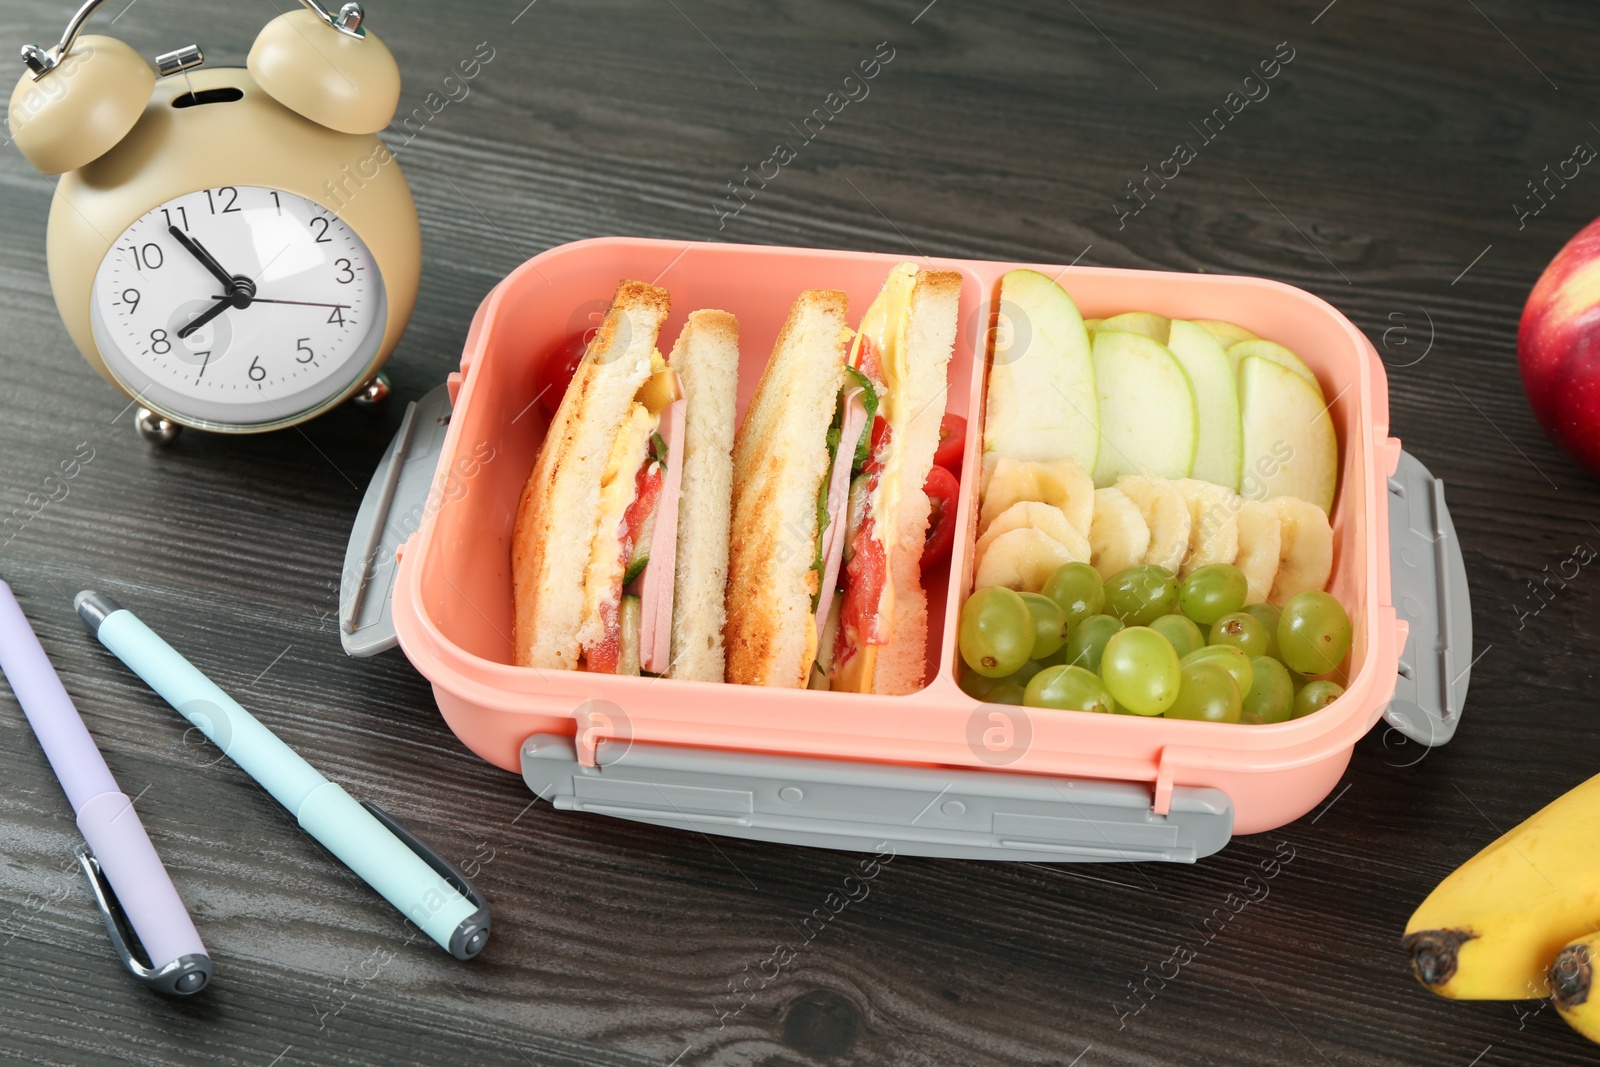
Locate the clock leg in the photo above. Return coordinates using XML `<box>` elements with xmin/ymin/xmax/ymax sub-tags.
<box><xmin>352</xmin><ymin>371</ymin><xmax>391</xmax><ymax>407</ymax></box>
<box><xmin>135</xmin><ymin>408</ymin><xmax>182</xmax><ymax>445</ymax></box>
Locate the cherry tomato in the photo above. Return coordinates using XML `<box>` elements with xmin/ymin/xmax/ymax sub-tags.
<box><xmin>535</xmin><ymin>334</ymin><xmax>586</xmax><ymax>417</ymax></box>
<box><xmin>922</xmin><ymin>464</ymin><xmax>960</xmax><ymax>572</ymax></box>
<box><xmin>933</xmin><ymin>413</ymin><xmax>967</xmax><ymax>473</ymax></box>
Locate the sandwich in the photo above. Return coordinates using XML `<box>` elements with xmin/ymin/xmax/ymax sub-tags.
<box><xmin>724</xmin><ymin>265</ymin><xmax>961</xmax><ymax>693</ymax></box>
<box><xmin>512</xmin><ymin>280</ymin><xmax>739</xmax><ymax>678</ymax></box>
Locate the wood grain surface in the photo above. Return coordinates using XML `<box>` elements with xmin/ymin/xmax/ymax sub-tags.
<box><xmin>2</xmin><ymin>1</ymin><xmax>1598</xmax><ymax>1064</ymax></box>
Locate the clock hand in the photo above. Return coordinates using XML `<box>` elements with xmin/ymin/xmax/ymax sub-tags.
<box><xmin>168</xmin><ymin>226</ymin><xmax>237</xmax><ymax>292</ymax></box>
<box><xmin>176</xmin><ymin>295</ymin><xmax>234</xmax><ymax>340</ymax></box>
<box><xmin>209</xmin><ymin>296</ymin><xmax>352</xmax><ymax>309</ymax></box>
<box><xmin>177</xmin><ymin>277</ymin><xmax>256</xmax><ymax>341</ymax></box>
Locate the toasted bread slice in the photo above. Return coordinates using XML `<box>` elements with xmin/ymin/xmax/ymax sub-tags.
<box><xmin>871</xmin><ymin>269</ymin><xmax>962</xmax><ymax>695</ymax></box>
<box><xmin>725</xmin><ymin>290</ymin><xmax>852</xmax><ymax>687</ymax></box>
<box><xmin>512</xmin><ymin>280</ymin><xmax>670</xmax><ymax>670</ymax></box>
<box><xmin>667</xmin><ymin>310</ymin><xmax>740</xmax><ymax>682</ymax></box>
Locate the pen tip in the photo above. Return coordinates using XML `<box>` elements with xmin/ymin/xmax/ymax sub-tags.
<box><xmin>74</xmin><ymin>590</ymin><xmax>119</xmax><ymax>634</ymax></box>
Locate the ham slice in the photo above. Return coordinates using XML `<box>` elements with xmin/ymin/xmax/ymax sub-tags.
<box><xmin>639</xmin><ymin>397</ymin><xmax>687</xmax><ymax>675</ymax></box>
<box><xmin>813</xmin><ymin>387</ymin><xmax>869</xmax><ymax>642</ymax></box>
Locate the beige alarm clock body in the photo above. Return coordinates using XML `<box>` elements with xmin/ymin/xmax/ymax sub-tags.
<box><xmin>10</xmin><ymin>1</ymin><xmax>420</xmax><ymax>441</ymax></box>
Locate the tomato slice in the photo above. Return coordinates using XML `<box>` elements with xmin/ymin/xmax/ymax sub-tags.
<box><xmin>536</xmin><ymin>334</ymin><xmax>587</xmax><ymax>417</ymax></box>
<box><xmin>585</xmin><ymin>458</ymin><xmax>664</xmax><ymax>673</ymax></box>
<box><xmin>835</xmin><ymin>509</ymin><xmax>888</xmax><ymax>671</ymax></box>
<box><xmin>921</xmin><ymin>464</ymin><xmax>959</xmax><ymax>572</ymax></box>
<box><xmin>933</xmin><ymin>413</ymin><xmax>966</xmax><ymax>474</ymax></box>
<box><xmin>862</xmin><ymin>416</ymin><xmax>891</xmax><ymax>476</ymax></box>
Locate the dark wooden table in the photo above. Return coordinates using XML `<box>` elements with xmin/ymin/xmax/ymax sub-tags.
<box><xmin>1</xmin><ymin>1</ymin><xmax>1596</xmax><ymax>1063</ymax></box>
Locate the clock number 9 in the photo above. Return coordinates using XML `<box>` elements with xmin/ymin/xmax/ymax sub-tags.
<box><xmin>249</xmin><ymin>356</ymin><xmax>266</xmax><ymax>382</ymax></box>
<box><xmin>120</xmin><ymin>288</ymin><xmax>140</xmax><ymax>313</ymax></box>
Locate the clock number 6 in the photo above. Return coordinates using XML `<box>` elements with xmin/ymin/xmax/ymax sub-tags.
<box><xmin>296</xmin><ymin>338</ymin><xmax>315</xmax><ymax>364</ymax></box>
<box><xmin>249</xmin><ymin>356</ymin><xmax>266</xmax><ymax>382</ymax></box>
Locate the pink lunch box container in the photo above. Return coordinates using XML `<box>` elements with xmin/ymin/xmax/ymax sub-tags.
<box><xmin>340</xmin><ymin>237</ymin><xmax>1471</xmax><ymax>864</ymax></box>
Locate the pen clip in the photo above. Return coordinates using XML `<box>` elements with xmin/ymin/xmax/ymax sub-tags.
<box><xmin>76</xmin><ymin>849</ymin><xmax>212</xmax><ymax>995</ymax></box>
<box><xmin>359</xmin><ymin>801</ymin><xmax>491</xmax><ymax>961</ymax></box>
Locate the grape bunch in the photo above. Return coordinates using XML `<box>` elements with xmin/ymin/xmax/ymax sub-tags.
<box><xmin>958</xmin><ymin>561</ymin><xmax>1353</xmax><ymax>723</ymax></box>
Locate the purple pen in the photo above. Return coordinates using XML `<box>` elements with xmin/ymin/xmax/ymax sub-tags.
<box><xmin>0</xmin><ymin>578</ymin><xmax>210</xmax><ymax>995</ymax></box>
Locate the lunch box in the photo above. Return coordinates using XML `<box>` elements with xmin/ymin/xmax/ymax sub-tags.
<box><xmin>340</xmin><ymin>237</ymin><xmax>1471</xmax><ymax>864</ymax></box>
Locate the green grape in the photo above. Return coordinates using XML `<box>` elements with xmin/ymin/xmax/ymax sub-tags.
<box><xmin>1241</xmin><ymin>656</ymin><xmax>1294</xmax><ymax>725</ymax></box>
<box><xmin>1278</xmin><ymin>591</ymin><xmax>1353</xmax><ymax>676</ymax></box>
<box><xmin>1177</xmin><ymin>563</ymin><xmax>1249</xmax><ymax>625</ymax></box>
<box><xmin>1242</xmin><ymin>603</ymin><xmax>1282</xmax><ymax>659</ymax></box>
<box><xmin>1165</xmin><ymin>662</ymin><xmax>1242</xmax><ymax>723</ymax></box>
<box><xmin>1294</xmin><ymin>680</ymin><xmax>1345</xmax><ymax>718</ymax></box>
<box><xmin>1149</xmin><ymin>613</ymin><xmax>1205</xmax><ymax>659</ymax></box>
<box><xmin>1180</xmin><ymin>644</ymin><xmax>1253</xmax><ymax>698</ymax></box>
<box><xmin>987</xmin><ymin>683</ymin><xmax>1027</xmax><ymax>706</ymax></box>
<box><xmin>959</xmin><ymin>586</ymin><xmax>1034</xmax><ymax>677</ymax></box>
<box><xmin>1065</xmin><ymin>614</ymin><xmax>1123</xmax><ymax>674</ymax></box>
<box><xmin>958</xmin><ymin>667</ymin><xmax>996</xmax><ymax>699</ymax></box>
<box><xmin>1104</xmin><ymin>565</ymin><xmax>1180</xmax><ymax>625</ymax></box>
<box><xmin>1099</xmin><ymin>626</ymin><xmax>1181</xmax><ymax>716</ymax></box>
<box><xmin>1024</xmin><ymin>665</ymin><xmax>1117</xmax><ymax>714</ymax></box>
<box><xmin>1003</xmin><ymin>661</ymin><xmax>1044</xmax><ymax>690</ymax></box>
<box><xmin>1042</xmin><ymin>562</ymin><xmax>1105</xmax><ymax>631</ymax></box>
<box><xmin>1209</xmin><ymin>612</ymin><xmax>1271</xmax><ymax>658</ymax></box>
<box><xmin>1018</xmin><ymin>592</ymin><xmax>1068</xmax><ymax>661</ymax></box>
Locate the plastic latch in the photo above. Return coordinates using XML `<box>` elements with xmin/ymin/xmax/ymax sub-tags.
<box><xmin>520</xmin><ymin>734</ymin><xmax>1234</xmax><ymax>864</ymax></box>
<box><xmin>338</xmin><ymin>383</ymin><xmax>454</xmax><ymax>657</ymax></box>
<box><xmin>1384</xmin><ymin>450</ymin><xmax>1473</xmax><ymax>746</ymax></box>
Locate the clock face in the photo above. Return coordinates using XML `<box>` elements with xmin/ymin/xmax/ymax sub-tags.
<box><xmin>88</xmin><ymin>185</ymin><xmax>388</xmax><ymax>429</ymax></box>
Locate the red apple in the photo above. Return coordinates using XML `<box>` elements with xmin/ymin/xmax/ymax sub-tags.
<box><xmin>1520</xmin><ymin>217</ymin><xmax>1600</xmax><ymax>477</ymax></box>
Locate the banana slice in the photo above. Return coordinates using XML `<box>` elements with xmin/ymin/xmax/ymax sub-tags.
<box><xmin>973</xmin><ymin>527</ymin><xmax>1079</xmax><ymax>593</ymax></box>
<box><xmin>975</xmin><ymin>501</ymin><xmax>1091</xmax><ymax>570</ymax></box>
<box><xmin>1269</xmin><ymin>495</ymin><xmax>1334</xmax><ymax>604</ymax></box>
<box><xmin>1089</xmin><ymin>487</ymin><xmax>1150</xmax><ymax>579</ymax></box>
<box><xmin>980</xmin><ymin>456</ymin><xmax>1094</xmax><ymax>537</ymax></box>
<box><xmin>1116</xmin><ymin>474</ymin><xmax>1191</xmax><ymax>574</ymax></box>
<box><xmin>1234</xmin><ymin>499</ymin><xmax>1282</xmax><ymax>603</ymax></box>
<box><xmin>1175</xmin><ymin>479</ymin><xmax>1241</xmax><ymax>575</ymax></box>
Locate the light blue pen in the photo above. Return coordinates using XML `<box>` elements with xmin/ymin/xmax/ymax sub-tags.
<box><xmin>76</xmin><ymin>591</ymin><xmax>490</xmax><ymax>960</ymax></box>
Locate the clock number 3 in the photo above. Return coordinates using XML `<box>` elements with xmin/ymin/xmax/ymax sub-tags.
<box><xmin>335</xmin><ymin>258</ymin><xmax>355</xmax><ymax>284</ymax></box>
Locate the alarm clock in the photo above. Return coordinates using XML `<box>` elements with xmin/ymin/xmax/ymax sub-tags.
<box><xmin>9</xmin><ymin>0</ymin><xmax>421</xmax><ymax>443</ymax></box>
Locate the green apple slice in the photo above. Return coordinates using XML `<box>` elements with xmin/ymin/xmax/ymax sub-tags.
<box><xmin>1083</xmin><ymin>317</ymin><xmax>1103</xmax><ymax>332</ymax></box>
<box><xmin>1096</xmin><ymin>311</ymin><xmax>1170</xmax><ymax>345</ymax></box>
<box><xmin>1227</xmin><ymin>338</ymin><xmax>1323</xmax><ymax>398</ymax></box>
<box><xmin>1238</xmin><ymin>355</ymin><xmax>1338</xmax><ymax>514</ymax></box>
<box><xmin>1167</xmin><ymin>319</ymin><xmax>1243</xmax><ymax>490</ymax></box>
<box><xmin>1191</xmin><ymin>319</ymin><xmax>1257</xmax><ymax>347</ymax></box>
<box><xmin>1090</xmin><ymin>330</ymin><xmax>1198</xmax><ymax>486</ymax></box>
<box><xmin>985</xmin><ymin>269</ymin><xmax>1099</xmax><ymax>473</ymax></box>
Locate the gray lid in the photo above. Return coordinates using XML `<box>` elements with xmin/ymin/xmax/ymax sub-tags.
<box><xmin>1384</xmin><ymin>449</ymin><xmax>1472</xmax><ymax>746</ymax></box>
<box><xmin>339</xmin><ymin>383</ymin><xmax>454</xmax><ymax>657</ymax></box>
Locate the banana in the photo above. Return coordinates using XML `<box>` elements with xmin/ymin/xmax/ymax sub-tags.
<box><xmin>976</xmin><ymin>501</ymin><xmax>1090</xmax><ymax>571</ymax></box>
<box><xmin>1089</xmin><ymin>487</ymin><xmax>1150</xmax><ymax>579</ymax></box>
<box><xmin>1116</xmin><ymin>474</ymin><xmax>1191</xmax><ymax>574</ymax></box>
<box><xmin>980</xmin><ymin>456</ymin><xmax>1094</xmax><ymax>537</ymax></box>
<box><xmin>1268</xmin><ymin>495</ymin><xmax>1333</xmax><ymax>605</ymax></box>
<box><xmin>1175</xmin><ymin>479</ymin><xmax>1240</xmax><ymax>575</ymax></box>
<box><xmin>1405</xmin><ymin>771</ymin><xmax>1600</xmax><ymax>1001</ymax></box>
<box><xmin>973</xmin><ymin>527</ymin><xmax>1079</xmax><ymax>593</ymax></box>
<box><xmin>1234</xmin><ymin>499</ymin><xmax>1282</xmax><ymax>604</ymax></box>
<box><xmin>1552</xmin><ymin>933</ymin><xmax>1600</xmax><ymax>1044</ymax></box>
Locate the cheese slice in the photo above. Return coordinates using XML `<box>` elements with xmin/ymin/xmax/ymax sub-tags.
<box><xmin>830</xmin><ymin>262</ymin><xmax>918</xmax><ymax>693</ymax></box>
